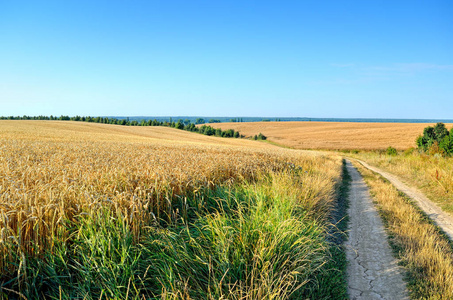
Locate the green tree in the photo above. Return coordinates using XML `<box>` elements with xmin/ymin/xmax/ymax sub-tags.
<box><xmin>386</xmin><ymin>146</ymin><xmax>398</xmax><ymax>156</ymax></box>
<box><xmin>416</xmin><ymin>123</ymin><xmax>451</xmax><ymax>155</ymax></box>
<box><xmin>439</xmin><ymin>135</ymin><xmax>453</xmax><ymax>155</ymax></box>
<box><xmin>434</xmin><ymin>122</ymin><xmax>449</xmax><ymax>141</ymax></box>
<box><xmin>175</xmin><ymin>120</ymin><xmax>184</xmax><ymax>130</ymax></box>
<box><xmin>224</xmin><ymin>129</ymin><xmax>234</xmax><ymax>137</ymax></box>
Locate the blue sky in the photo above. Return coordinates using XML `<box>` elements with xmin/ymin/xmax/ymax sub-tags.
<box><xmin>1</xmin><ymin>1</ymin><xmax>452</xmax><ymax>118</ymax></box>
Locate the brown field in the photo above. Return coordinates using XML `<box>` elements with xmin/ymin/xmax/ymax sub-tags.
<box><xmin>208</xmin><ymin>121</ymin><xmax>453</xmax><ymax>150</ymax></box>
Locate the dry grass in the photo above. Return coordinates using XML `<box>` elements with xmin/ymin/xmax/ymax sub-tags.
<box><xmin>354</xmin><ymin>161</ymin><xmax>453</xmax><ymax>299</ymax></box>
<box><xmin>0</xmin><ymin>120</ymin><xmax>342</xmax><ymax>297</ymax></box>
<box><xmin>352</xmin><ymin>151</ymin><xmax>453</xmax><ymax>215</ymax></box>
<box><xmin>208</xmin><ymin>121</ymin><xmax>453</xmax><ymax>150</ymax></box>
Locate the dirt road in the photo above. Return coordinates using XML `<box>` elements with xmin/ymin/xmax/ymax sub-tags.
<box><xmin>345</xmin><ymin>160</ymin><xmax>408</xmax><ymax>299</ymax></box>
<box><xmin>357</xmin><ymin>159</ymin><xmax>453</xmax><ymax>241</ymax></box>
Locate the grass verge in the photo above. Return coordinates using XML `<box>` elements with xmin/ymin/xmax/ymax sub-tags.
<box><xmin>350</xmin><ymin>151</ymin><xmax>453</xmax><ymax>215</ymax></box>
<box><xmin>305</xmin><ymin>159</ymin><xmax>350</xmax><ymax>299</ymax></box>
<box><xmin>353</xmin><ymin>161</ymin><xmax>453</xmax><ymax>299</ymax></box>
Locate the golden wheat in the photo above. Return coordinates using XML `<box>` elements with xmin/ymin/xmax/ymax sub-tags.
<box><xmin>0</xmin><ymin>121</ymin><xmax>342</xmax><ymax>275</ymax></box>
<box><xmin>208</xmin><ymin>121</ymin><xmax>453</xmax><ymax>150</ymax></box>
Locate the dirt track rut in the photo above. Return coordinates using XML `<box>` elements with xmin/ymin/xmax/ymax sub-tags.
<box><xmin>345</xmin><ymin>160</ymin><xmax>408</xmax><ymax>299</ymax></box>
<box><xmin>357</xmin><ymin>159</ymin><xmax>453</xmax><ymax>241</ymax></box>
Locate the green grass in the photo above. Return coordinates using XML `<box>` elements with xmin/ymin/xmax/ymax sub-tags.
<box><xmin>304</xmin><ymin>159</ymin><xmax>350</xmax><ymax>299</ymax></box>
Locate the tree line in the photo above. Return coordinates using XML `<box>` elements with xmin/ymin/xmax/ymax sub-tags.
<box><xmin>0</xmin><ymin>115</ymin><xmax>244</xmax><ymax>139</ymax></box>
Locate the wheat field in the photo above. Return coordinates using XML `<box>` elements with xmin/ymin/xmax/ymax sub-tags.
<box><xmin>208</xmin><ymin>121</ymin><xmax>453</xmax><ymax>150</ymax></box>
<box><xmin>0</xmin><ymin>121</ymin><xmax>343</xmax><ymax>298</ymax></box>
<box><xmin>0</xmin><ymin>121</ymin><xmax>301</xmax><ymax>258</ymax></box>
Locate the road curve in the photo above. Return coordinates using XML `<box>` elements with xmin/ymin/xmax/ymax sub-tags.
<box><xmin>356</xmin><ymin>159</ymin><xmax>453</xmax><ymax>241</ymax></box>
<box><xmin>345</xmin><ymin>160</ymin><xmax>408</xmax><ymax>300</ymax></box>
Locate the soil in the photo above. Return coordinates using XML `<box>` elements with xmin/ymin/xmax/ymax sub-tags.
<box><xmin>345</xmin><ymin>160</ymin><xmax>408</xmax><ymax>299</ymax></box>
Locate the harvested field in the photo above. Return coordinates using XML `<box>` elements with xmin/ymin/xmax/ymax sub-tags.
<box><xmin>207</xmin><ymin>121</ymin><xmax>453</xmax><ymax>150</ymax></box>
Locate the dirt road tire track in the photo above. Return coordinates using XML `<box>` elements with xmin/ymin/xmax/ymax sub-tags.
<box><xmin>345</xmin><ymin>160</ymin><xmax>408</xmax><ymax>299</ymax></box>
<box><xmin>356</xmin><ymin>159</ymin><xmax>453</xmax><ymax>241</ymax></box>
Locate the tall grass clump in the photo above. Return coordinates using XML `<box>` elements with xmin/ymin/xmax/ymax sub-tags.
<box><xmin>143</xmin><ymin>179</ymin><xmax>328</xmax><ymax>299</ymax></box>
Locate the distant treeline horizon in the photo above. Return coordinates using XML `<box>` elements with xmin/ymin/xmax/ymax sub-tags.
<box><xmin>0</xmin><ymin>115</ymin><xmax>246</xmax><ymax>139</ymax></box>
<box><xmin>2</xmin><ymin>115</ymin><xmax>452</xmax><ymax>124</ymax></box>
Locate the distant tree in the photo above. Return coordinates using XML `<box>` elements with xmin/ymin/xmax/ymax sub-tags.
<box><xmin>195</xmin><ymin>118</ymin><xmax>205</xmax><ymax>124</ymax></box>
<box><xmin>434</xmin><ymin>123</ymin><xmax>449</xmax><ymax>141</ymax></box>
<box><xmin>186</xmin><ymin>123</ymin><xmax>197</xmax><ymax>132</ymax></box>
<box><xmin>175</xmin><ymin>120</ymin><xmax>184</xmax><ymax>130</ymax></box>
<box><xmin>209</xmin><ymin>119</ymin><xmax>221</xmax><ymax>123</ymax></box>
<box><xmin>199</xmin><ymin>125</ymin><xmax>215</xmax><ymax>135</ymax></box>
<box><xmin>440</xmin><ymin>135</ymin><xmax>453</xmax><ymax>155</ymax></box>
<box><xmin>416</xmin><ymin>123</ymin><xmax>452</xmax><ymax>155</ymax></box>
<box><xmin>386</xmin><ymin>146</ymin><xmax>398</xmax><ymax>156</ymax></box>
<box><xmin>224</xmin><ymin>129</ymin><xmax>235</xmax><ymax>138</ymax></box>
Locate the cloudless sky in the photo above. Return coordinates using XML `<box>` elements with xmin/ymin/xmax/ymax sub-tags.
<box><xmin>1</xmin><ymin>1</ymin><xmax>452</xmax><ymax>118</ymax></box>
